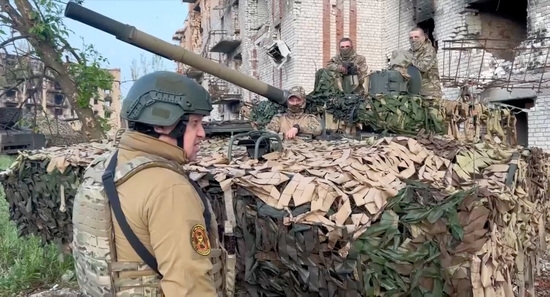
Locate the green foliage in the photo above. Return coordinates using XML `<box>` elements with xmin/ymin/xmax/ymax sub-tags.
<box><xmin>355</xmin><ymin>182</ymin><xmax>472</xmax><ymax>296</ymax></box>
<box><xmin>4</xmin><ymin>0</ymin><xmax>114</xmax><ymax>110</ymax></box>
<box><xmin>97</xmin><ymin>115</ymin><xmax>113</xmax><ymax>133</ymax></box>
<box><xmin>67</xmin><ymin>42</ymin><xmax>114</xmax><ymax>109</ymax></box>
<box><xmin>0</xmin><ymin>155</ymin><xmax>75</xmax><ymax>295</ymax></box>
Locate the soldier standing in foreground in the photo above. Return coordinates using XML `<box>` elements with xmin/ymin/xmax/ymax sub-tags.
<box><xmin>408</xmin><ymin>27</ymin><xmax>443</xmax><ymax>99</ymax></box>
<box><xmin>265</xmin><ymin>86</ymin><xmax>322</xmax><ymax>139</ymax></box>
<box><xmin>325</xmin><ymin>37</ymin><xmax>369</xmax><ymax>94</ymax></box>
<box><xmin>72</xmin><ymin>71</ymin><xmax>224</xmax><ymax>296</ymax></box>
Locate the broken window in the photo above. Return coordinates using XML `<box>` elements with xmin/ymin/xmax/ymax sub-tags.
<box><xmin>266</xmin><ymin>40</ymin><xmax>291</xmax><ymax>68</ymax></box>
<box><xmin>416</xmin><ymin>18</ymin><xmax>437</xmax><ymax>51</ymax></box>
<box><xmin>53</xmin><ymin>107</ymin><xmax>63</xmax><ymax>117</ymax></box>
<box><xmin>466</xmin><ymin>0</ymin><xmax>528</xmax><ymax>61</ymax></box>
<box><xmin>417</xmin><ymin>18</ymin><xmax>437</xmax><ymax>51</ymax></box>
<box><xmin>266</xmin><ymin>26</ymin><xmax>291</xmax><ymax>68</ymax></box>
<box><xmin>5</xmin><ymin>89</ymin><xmax>16</xmax><ymax>98</ymax></box>
<box><xmin>495</xmin><ymin>97</ymin><xmax>532</xmax><ymax>147</ymax></box>
<box><xmin>54</xmin><ymin>94</ymin><xmax>64</xmax><ymax>105</ymax></box>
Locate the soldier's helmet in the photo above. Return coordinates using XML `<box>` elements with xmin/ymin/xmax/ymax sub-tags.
<box><xmin>121</xmin><ymin>71</ymin><xmax>213</xmax><ymax>127</ymax></box>
<box><xmin>286</xmin><ymin>86</ymin><xmax>307</xmax><ymax>109</ymax></box>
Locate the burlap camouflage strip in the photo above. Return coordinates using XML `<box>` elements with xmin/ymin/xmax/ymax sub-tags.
<box><xmin>185</xmin><ymin>135</ymin><xmax>550</xmax><ymax>296</ymax></box>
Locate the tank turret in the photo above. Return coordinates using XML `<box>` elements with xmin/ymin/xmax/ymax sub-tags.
<box><xmin>63</xmin><ymin>2</ymin><xmax>288</xmax><ymax>107</ymax></box>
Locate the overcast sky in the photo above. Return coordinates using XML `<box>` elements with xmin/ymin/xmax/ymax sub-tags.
<box><xmin>64</xmin><ymin>0</ymin><xmax>189</xmax><ymax>97</ymax></box>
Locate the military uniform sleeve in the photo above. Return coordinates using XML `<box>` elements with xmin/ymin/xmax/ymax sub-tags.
<box><xmin>325</xmin><ymin>56</ymin><xmax>341</xmax><ymax>72</ymax></box>
<box><xmin>356</xmin><ymin>55</ymin><xmax>369</xmax><ymax>79</ymax></box>
<box><xmin>412</xmin><ymin>46</ymin><xmax>437</xmax><ymax>73</ymax></box>
<box><xmin>301</xmin><ymin>115</ymin><xmax>322</xmax><ymax>136</ymax></box>
<box><xmin>146</xmin><ymin>184</ymin><xmax>216</xmax><ymax>297</ymax></box>
<box><xmin>265</xmin><ymin>115</ymin><xmax>281</xmax><ymax>134</ymax></box>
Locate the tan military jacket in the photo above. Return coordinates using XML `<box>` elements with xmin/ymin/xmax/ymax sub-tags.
<box><xmin>265</xmin><ymin>113</ymin><xmax>322</xmax><ymax>137</ymax></box>
<box><xmin>325</xmin><ymin>51</ymin><xmax>369</xmax><ymax>93</ymax></box>
<box><xmin>114</xmin><ymin>131</ymin><xmax>218</xmax><ymax>296</ymax></box>
<box><xmin>409</xmin><ymin>41</ymin><xmax>443</xmax><ymax>99</ymax></box>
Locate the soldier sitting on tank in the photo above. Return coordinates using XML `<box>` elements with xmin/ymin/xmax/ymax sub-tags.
<box><xmin>72</xmin><ymin>71</ymin><xmax>223</xmax><ymax>296</ymax></box>
<box><xmin>325</xmin><ymin>37</ymin><xmax>369</xmax><ymax>94</ymax></box>
<box><xmin>408</xmin><ymin>27</ymin><xmax>443</xmax><ymax>100</ymax></box>
<box><xmin>265</xmin><ymin>86</ymin><xmax>322</xmax><ymax>139</ymax></box>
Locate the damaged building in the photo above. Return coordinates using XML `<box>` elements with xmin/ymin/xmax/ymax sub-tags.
<box><xmin>173</xmin><ymin>0</ymin><xmax>550</xmax><ymax>149</ymax></box>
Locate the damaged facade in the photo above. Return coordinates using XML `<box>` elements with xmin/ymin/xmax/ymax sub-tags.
<box><xmin>173</xmin><ymin>0</ymin><xmax>550</xmax><ymax>149</ymax></box>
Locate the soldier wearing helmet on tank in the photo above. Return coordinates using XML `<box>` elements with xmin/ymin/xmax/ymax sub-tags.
<box><xmin>71</xmin><ymin>71</ymin><xmax>224</xmax><ymax>296</ymax></box>
<box><xmin>265</xmin><ymin>86</ymin><xmax>322</xmax><ymax>139</ymax></box>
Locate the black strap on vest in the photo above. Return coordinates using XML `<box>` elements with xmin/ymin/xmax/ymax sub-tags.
<box><xmin>102</xmin><ymin>150</ymin><xmax>162</xmax><ymax>276</ymax></box>
<box><xmin>101</xmin><ymin>150</ymin><xmax>215</xmax><ymax>278</ymax></box>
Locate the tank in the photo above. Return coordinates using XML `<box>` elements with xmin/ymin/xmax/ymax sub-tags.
<box><xmin>62</xmin><ymin>2</ymin><xmax>425</xmax><ymax>144</ymax></box>
<box><xmin>63</xmin><ymin>2</ymin><xmax>289</xmax><ymax>107</ymax></box>
<box><xmin>0</xmin><ymin>107</ymin><xmax>46</xmax><ymax>154</ymax></box>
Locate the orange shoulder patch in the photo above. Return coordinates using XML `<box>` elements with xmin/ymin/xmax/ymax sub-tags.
<box><xmin>191</xmin><ymin>224</ymin><xmax>211</xmax><ymax>256</ymax></box>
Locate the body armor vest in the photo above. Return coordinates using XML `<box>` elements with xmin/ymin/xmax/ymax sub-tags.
<box><xmin>72</xmin><ymin>151</ymin><xmax>226</xmax><ymax>296</ymax></box>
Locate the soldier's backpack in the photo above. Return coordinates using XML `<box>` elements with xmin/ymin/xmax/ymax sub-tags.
<box><xmin>72</xmin><ymin>150</ymin><xmax>224</xmax><ymax>296</ymax></box>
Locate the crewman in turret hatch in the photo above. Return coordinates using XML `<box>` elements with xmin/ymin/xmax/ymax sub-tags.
<box><xmin>265</xmin><ymin>86</ymin><xmax>322</xmax><ymax>139</ymax></box>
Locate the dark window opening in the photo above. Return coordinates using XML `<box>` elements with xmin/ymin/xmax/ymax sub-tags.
<box><xmin>466</xmin><ymin>0</ymin><xmax>528</xmax><ymax>61</ymax></box>
<box><xmin>495</xmin><ymin>97</ymin><xmax>532</xmax><ymax>147</ymax></box>
<box><xmin>53</xmin><ymin>108</ymin><xmax>63</xmax><ymax>117</ymax></box>
<box><xmin>54</xmin><ymin>94</ymin><xmax>64</xmax><ymax>105</ymax></box>
<box><xmin>5</xmin><ymin>89</ymin><xmax>16</xmax><ymax>97</ymax></box>
<box><xmin>467</xmin><ymin>0</ymin><xmax>527</xmax><ymax>25</ymax></box>
<box><xmin>417</xmin><ymin>18</ymin><xmax>437</xmax><ymax>51</ymax></box>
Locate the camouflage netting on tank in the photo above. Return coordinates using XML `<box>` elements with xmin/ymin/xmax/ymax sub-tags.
<box><xmin>1</xmin><ymin>134</ymin><xmax>549</xmax><ymax>296</ymax></box>
<box><xmin>19</xmin><ymin>113</ymin><xmax>88</xmax><ymax>146</ymax></box>
<box><xmin>0</xmin><ymin>136</ymin><xmax>234</xmax><ymax>245</ymax></box>
<box><xmin>0</xmin><ymin>142</ymin><xmax>113</xmax><ymax>245</ymax></box>
<box><xmin>187</xmin><ymin>136</ymin><xmax>550</xmax><ymax>296</ymax></box>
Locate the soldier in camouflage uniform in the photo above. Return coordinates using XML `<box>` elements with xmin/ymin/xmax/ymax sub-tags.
<box><xmin>72</xmin><ymin>71</ymin><xmax>225</xmax><ymax>296</ymax></box>
<box><xmin>325</xmin><ymin>37</ymin><xmax>369</xmax><ymax>94</ymax></box>
<box><xmin>408</xmin><ymin>27</ymin><xmax>443</xmax><ymax>99</ymax></box>
<box><xmin>265</xmin><ymin>86</ymin><xmax>322</xmax><ymax>139</ymax></box>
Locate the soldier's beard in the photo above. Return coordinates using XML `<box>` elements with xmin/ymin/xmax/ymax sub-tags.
<box><xmin>410</xmin><ymin>40</ymin><xmax>423</xmax><ymax>51</ymax></box>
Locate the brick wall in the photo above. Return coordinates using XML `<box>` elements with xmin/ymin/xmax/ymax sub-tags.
<box><xmin>235</xmin><ymin>0</ymin><xmax>391</xmax><ymax>96</ymax></box>
<box><xmin>175</xmin><ymin>0</ymin><xmax>550</xmax><ymax>149</ymax></box>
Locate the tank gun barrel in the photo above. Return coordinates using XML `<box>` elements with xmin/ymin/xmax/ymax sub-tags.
<box><xmin>64</xmin><ymin>2</ymin><xmax>288</xmax><ymax>106</ymax></box>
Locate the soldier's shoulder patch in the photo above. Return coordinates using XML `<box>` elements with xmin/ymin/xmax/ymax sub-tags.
<box><xmin>190</xmin><ymin>224</ymin><xmax>211</xmax><ymax>256</ymax></box>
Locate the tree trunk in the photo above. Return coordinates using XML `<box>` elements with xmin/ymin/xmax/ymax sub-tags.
<box><xmin>1</xmin><ymin>0</ymin><xmax>106</xmax><ymax>141</ymax></box>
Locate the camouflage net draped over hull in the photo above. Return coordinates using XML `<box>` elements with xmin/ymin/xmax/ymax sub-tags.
<box><xmin>0</xmin><ymin>136</ymin><xmax>548</xmax><ymax>296</ymax></box>
<box><xmin>189</xmin><ymin>136</ymin><xmax>550</xmax><ymax>296</ymax></box>
<box><xmin>19</xmin><ymin>113</ymin><xmax>89</xmax><ymax>147</ymax></box>
<box><xmin>0</xmin><ymin>142</ymin><xmax>113</xmax><ymax>244</ymax></box>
